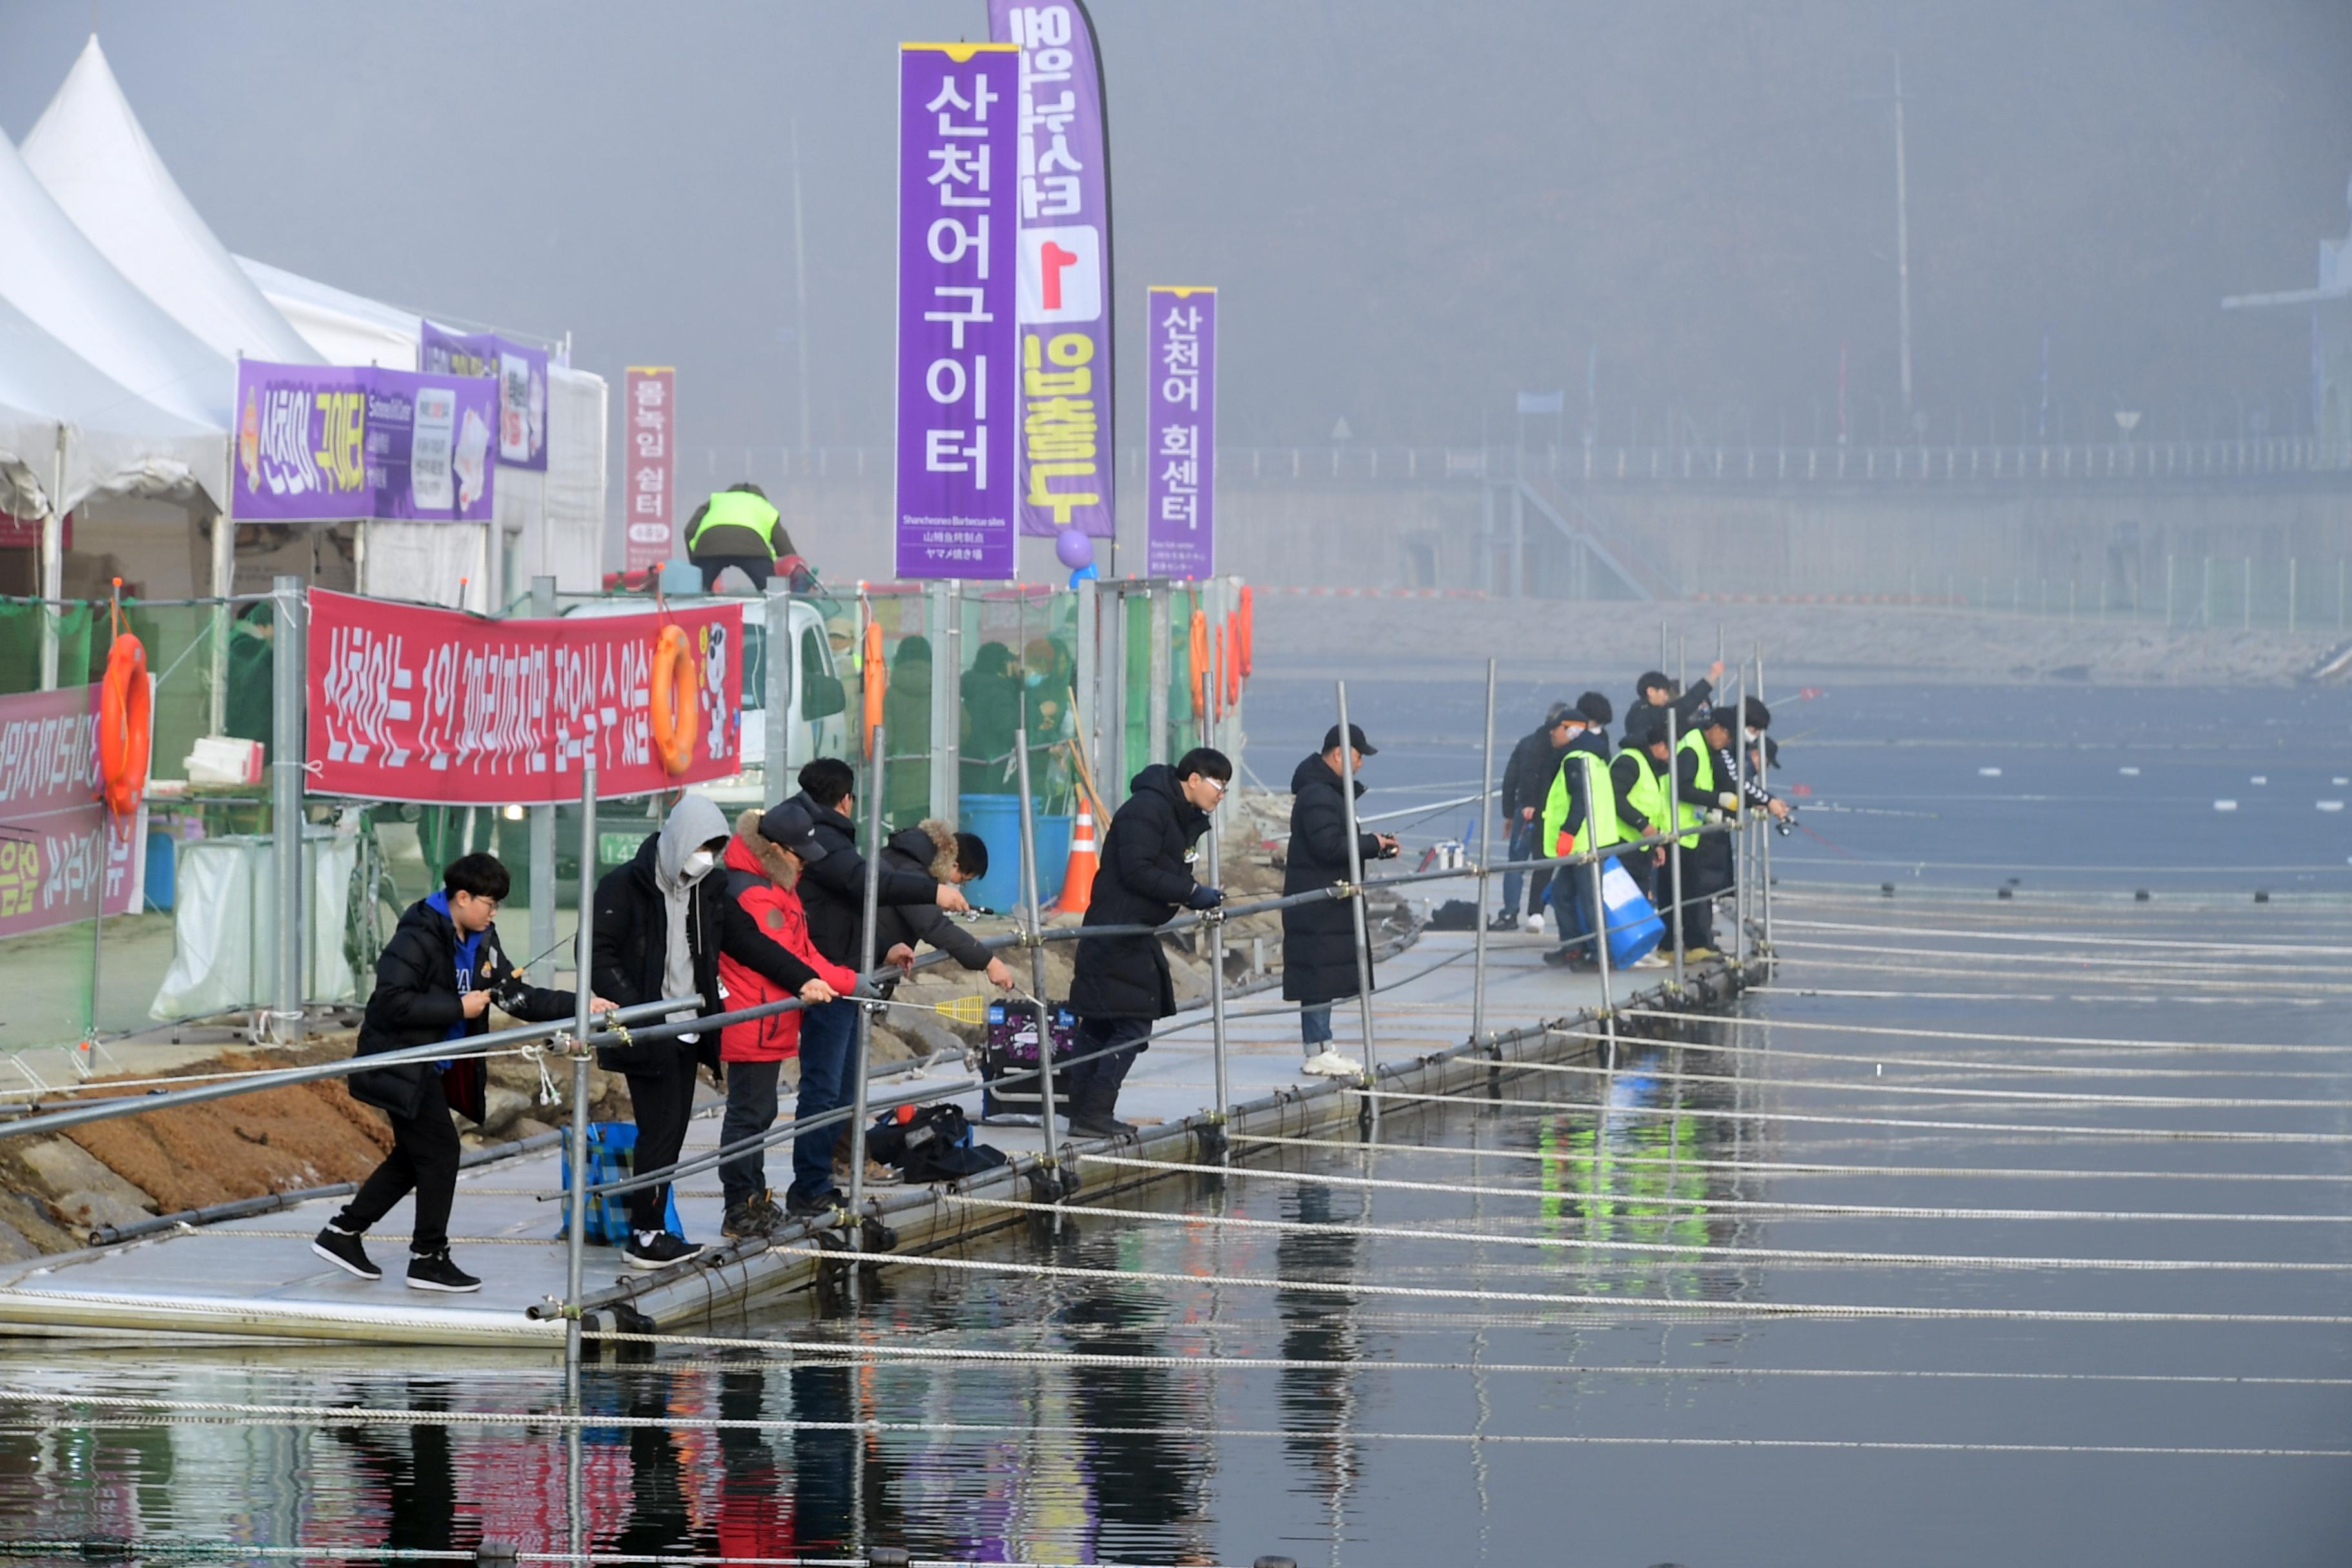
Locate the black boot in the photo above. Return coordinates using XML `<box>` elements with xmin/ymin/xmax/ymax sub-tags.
<box><xmin>1064</xmin><ymin>1046</ymin><xmax>1138</xmax><ymax>1138</ymax></box>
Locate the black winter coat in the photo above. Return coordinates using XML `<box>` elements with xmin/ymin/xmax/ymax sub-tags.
<box><xmin>351</xmin><ymin>898</ymin><xmax>575</xmax><ymax>1122</ymax></box>
<box><xmin>1623</xmin><ymin>678</ymin><xmax>1712</xmax><ymax>749</ymax></box>
<box><xmin>789</xmin><ymin>792</ymin><xmax>939</xmax><ymax>966</ymax></box>
<box><xmin>1499</xmin><ymin>724</ymin><xmax>1567</xmax><ymax>821</ymax></box>
<box><xmin>1067</xmin><ymin>764</ymin><xmax>1211</xmax><ymax>1020</ymax></box>
<box><xmin>1281</xmin><ymin>753</ymin><xmax>1393</xmax><ymax>1005</ymax></box>
<box><xmin>590</xmin><ymin>832</ymin><xmax>827</xmax><ymax>1077</ymax></box>
<box><xmin>872</xmin><ymin>824</ymin><xmax>994</xmax><ymax>971</ymax></box>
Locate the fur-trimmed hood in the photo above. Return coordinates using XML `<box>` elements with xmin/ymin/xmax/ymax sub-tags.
<box><xmin>883</xmin><ymin>819</ymin><xmax>959</xmax><ymax>881</ymax></box>
<box><xmin>730</xmin><ymin>808</ymin><xmax>803</xmax><ymax>888</ymax></box>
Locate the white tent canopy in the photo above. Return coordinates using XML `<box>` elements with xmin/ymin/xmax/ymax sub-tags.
<box><xmin>238</xmin><ymin>255</ymin><xmax>421</xmax><ymax>373</ymax></box>
<box><xmin>22</xmin><ymin>38</ymin><xmax>320</xmax><ymax>370</ymax></box>
<box><xmin>0</xmin><ymin>124</ymin><xmax>228</xmax><ymax>431</ymax></box>
<box><xmin>0</xmin><ymin>289</ymin><xmax>221</xmax><ymax>520</ymax></box>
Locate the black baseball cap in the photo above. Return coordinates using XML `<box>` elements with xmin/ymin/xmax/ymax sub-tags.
<box><xmin>1321</xmin><ymin>722</ymin><xmax>1377</xmax><ymax>756</ymax></box>
<box><xmin>757</xmin><ymin>800</ymin><xmax>828</xmax><ymax>861</ymax></box>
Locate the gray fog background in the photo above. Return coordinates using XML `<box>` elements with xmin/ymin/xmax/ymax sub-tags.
<box><xmin>3</xmin><ymin>2</ymin><xmax>2349</xmax><ymax>451</ymax></box>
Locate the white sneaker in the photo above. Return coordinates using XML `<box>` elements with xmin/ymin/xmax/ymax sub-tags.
<box><xmin>1521</xmin><ymin>914</ymin><xmax>1545</xmax><ymax>934</ymax></box>
<box><xmin>1300</xmin><ymin>1048</ymin><xmax>1362</xmax><ymax>1077</ymax></box>
<box><xmin>1631</xmin><ymin>952</ymin><xmax>1671</xmax><ymax>969</ymax></box>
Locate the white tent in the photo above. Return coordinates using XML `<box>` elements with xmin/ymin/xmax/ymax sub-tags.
<box><xmin>0</xmin><ymin>124</ymin><xmax>228</xmax><ymax>431</ymax></box>
<box><xmin>21</xmin><ymin>38</ymin><xmax>320</xmax><ymax>369</ymax></box>
<box><xmin>0</xmin><ymin>290</ymin><xmax>220</xmax><ymax>519</ymax></box>
<box><xmin>237</xmin><ymin>255</ymin><xmax>421</xmax><ymax>373</ymax></box>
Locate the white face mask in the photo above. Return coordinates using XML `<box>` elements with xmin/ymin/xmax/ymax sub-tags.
<box><xmin>681</xmin><ymin>848</ymin><xmax>718</xmax><ymax>881</ymax></box>
<box><xmin>1745</xmin><ymin>729</ymin><xmax>1761</xmax><ymax>743</ymax></box>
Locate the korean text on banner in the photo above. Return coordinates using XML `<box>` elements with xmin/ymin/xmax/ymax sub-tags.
<box><xmin>422</xmin><ymin>322</ymin><xmax>551</xmax><ymax>471</ymax></box>
<box><xmin>0</xmin><ymin>684</ymin><xmax>144</xmax><ymax>941</ymax></box>
<box><xmin>1145</xmin><ymin>286</ymin><xmax>1216</xmax><ymax>579</ymax></box>
<box><xmin>306</xmin><ymin>591</ymin><xmax>745</xmax><ymax>805</ymax></box>
<box><xmin>988</xmin><ymin>1</ymin><xmax>1115</xmax><ymax>540</ymax></box>
<box><xmin>623</xmin><ymin>367</ymin><xmax>676</xmax><ymax>574</ymax></box>
<box><xmin>894</xmin><ymin>44</ymin><xmax>1021</xmax><ymax>581</ymax></box>
<box><xmin>234</xmin><ymin>361</ymin><xmax>497</xmax><ymax>524</ymax></box>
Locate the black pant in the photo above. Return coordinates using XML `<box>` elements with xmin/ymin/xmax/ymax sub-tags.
<box><xmin>625</xmin><ymin>1047</ymin><xmax>701</xmax><ymax>1233</ymax></box>
<box><xmin>1673</xmin><ymin>834</ymin><xmax>1732</xmax><ymax>951</ymax></box>
<box><xmin>690</xmin><ymin>553</ymin><xmax>772</xmax><ymax>590</ymax></box>
<box><xmin>1067</xmin><ymin>1017</ymin><xmax>1152</xmax><ymax>1113</ymax></box>
<box><xmin>339</xmin><ymin>1070</ymin><xmax>462</xmax><ymax>1255</ymax></box>
<box><xmin>718</xmin><ymin>1057</ymin><xmax>783</xmax><ymax>1210</ymax></box>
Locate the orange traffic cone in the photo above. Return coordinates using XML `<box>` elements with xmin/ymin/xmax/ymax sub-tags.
<box><xmin>1055</xmin><ymin>805</ymin><xmax>1099</xmax><ymax>913</ymax></box>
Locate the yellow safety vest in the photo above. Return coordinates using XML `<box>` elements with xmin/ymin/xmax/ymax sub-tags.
<box><xmin>1616</xmin><ymin>746</ymin><xmax>1668</xmax><ymax>844</ymax></box>
<box><xmin>1672</xmin><ymin>729</ymin><xmax>1714</xmax><ymax>848</ymax></box>
<box><xmin>686</xmin><ymin>490</ymin><xmax>782</xmax><ymax>559</ymax></box>
<box><xmin>1541</xmin><ymin>749</ymin><xmax>1622</xmax><ymax>856</ymax></box>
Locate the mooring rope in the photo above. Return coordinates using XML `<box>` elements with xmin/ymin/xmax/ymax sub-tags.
<box><xmin>1770</xmin><ymin>918</ymin><xmax>2352</xmax><ymax>957</ymax></box>
<box><xmin>1618</xmin><ymin>1008</ymin><xmax>2352</xmax><ymax>1057</ymax></box>
<box><xmin>1540</xmin><ymin>1028</ymin><xmax>2347</xmax><ymax>1081</ymax></box>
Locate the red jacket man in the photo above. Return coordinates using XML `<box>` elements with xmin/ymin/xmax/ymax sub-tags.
<box><xmin>716</xmin><ymin>805</ymin><xmax>858</xmax><ymax>1237</ymax></box>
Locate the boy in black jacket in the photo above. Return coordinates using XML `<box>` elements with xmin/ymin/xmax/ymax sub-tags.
<box><xmin>317</xmin><ymin>853</ymin><xmax>609</xmax><ymax>1293</ymax></box>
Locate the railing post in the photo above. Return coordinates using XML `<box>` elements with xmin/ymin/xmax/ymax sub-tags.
<box><xmin>565</xmin><ymin>743</ymin><xmax>596</xmax><ymax>1370</ymax></box>
<box><xmin>1470</xmin><ymin>659</ymin><xmax>1497</xmax><ymax>1053</ymax></box>
<box><xmin>764</xmin><ymin>583</ymin><xmax>792</xmax><ymax>808</ymax></box>
<box><xmin>1146</xmin><ymin>586</ymin><xmax>1171</xmax><ymax>767</ymax></box>
<box><xmin>1334</xmin><ymin>681</ymin><xmax>1380</xmax><ymax>1118</ymax></box>
<box><xmin>529</xmin><ymin>576</ymin><xmax>560</xmax><ymax>986</ymax></box>
<box><xmin>847</xmin><ymin>725</ymin><xmax>885</xmax><ymax>1240</ymax></box>
<box><xmin>271</xmin><ymin>574</ymin><xmax>306</xmax><ymax>1043</ymax></box>
<box><xmin>1013</xmin><ymin>702</ymin><xmax>1061</xmax><ymax>1170</ymax></box>
<box><xmin>1587</xmin><ymin>850</ymin><xmax>1614</xmax><ymax>1059</ymax></box>
<box><xmin>1731</xmin><ymin>660</ymin><xmax>1749</xmax><ymax>975</ymax></box>
<box><xmin>1665</xmin><ymin>701</ymin><xmax>1686</xmax><ymax>995</ymax></box>
<box><xmin>1206</xmin><ymin>778</ymin><xmax>1232</xmax><ymax>1148</ymax></box>
<box><xmin>1756</xmin><ymin>645</ymin><xmax>1773</xmax><ymax>955</ymax></box>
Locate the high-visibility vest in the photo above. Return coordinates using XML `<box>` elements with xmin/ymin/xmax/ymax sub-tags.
<box><xmin>1616</xmin><ymin>746</ymin><xmax>1669</xmax><ymax>844</ymax></box>
<box><xmin>1541</xmin><ymin>749</ymin><xmax>1622</xmax><ymax>856</ymax></box>
<box><xmin>1672</xmin><ymin>729</ymin><xmax>1715</xmax><ymax>847</ymax></box>
<box><xmin>686</xmin><ymin>490</ymin><xmax>782</xmax><ymax>559</ymax></box>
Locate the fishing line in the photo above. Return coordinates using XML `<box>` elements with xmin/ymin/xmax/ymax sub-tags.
<box><xmin>1230</xmin><ymin>1132</ymin><xmax>2352</xmax><ymax>1186</ymax></box>
<box><xmin>1075</xmin><ymin>1152</ymin><xmax>2352</xmax><ymax>1224</ymax></box>
<box><xmin>1541</xmin><ymin>1029</ymin><xmax>2347</xmax><ymax>1082</ymax></box>
<box><xmin>936</xmin><ymin>1193</ymin><xmax>2352</xmax><ymax>1273</ymax></box>
<box><xmin>1770</xmin><ymin>918</ymin><xmax>2352</xmax><ymax>958</ymax></box>
<box><xmin>1774</xmin><ymin>937</ymin><xmax>2352</xmax><ymax>979</ymax></box>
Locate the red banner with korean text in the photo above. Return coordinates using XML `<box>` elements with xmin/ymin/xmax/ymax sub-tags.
<box><xmin>306</xmin><ymin>590</ymin><xmax>745</xmax><ymax>804</ymax></box>
<box><xmin>623</xmin><ymin>366</ymin><xmax>676</xmax><ymax>574</ymax></box>
<box><xmin>0</xmin><ymin>683</ymin><xmax>145</xmax><ymax>941</ymax></box>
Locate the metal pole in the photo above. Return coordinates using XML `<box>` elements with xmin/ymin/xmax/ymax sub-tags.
<box><xmin>207</xmin><ymin>511</ymin><xmax>233</xmax><ymax>736</ymax></box>
<box><xmin>565</xmin><ymin>745</ymin><xmax>596</xmax><ymax>1369</ymax></box>
<box><xmin>847</xmin><ymin>725</ymin><xmax>885</xmax><ymax>1239</ymax></box>
<box><xmin>1104</xmin><ymin>582</ymin><xmax>1130</xmax><ymax>809</ymax></box>
<box><xmin>1333</xmin><ymin>683</ymin><xmax>1380</xmax><ymax>1098</ymax></box>
<box><xmin>38</xmin><ymin>428</ymin><xmax>63</xmax><ymax>692</ymax></box>
<box><xmin>1073</xmin><ymin>574</ymin><xmax>1099</xmax><ymax>796</ymax></box>
<box><xmin>1146</xmin><ymin>585</ymin><xmax>1171</xmax><ymax>767</ymax></box>
<box><xmin>1731</xmin><ymin>662</ymin><xmax>1749</xmax><ymax>974</ymax></box>
<box><xmin>1665</xmin><ymin>702</ymin><xmax>1686</xmax><ymax>994</ymax></box>
<box><xmin>764</xmin><ymin>583</ymin><xmax>793</xmax><ymax>808</ymax></box>
<box><xmin>1013</xmin><ymin>700</ymin><xmax>1060</xmax><ymax>1167</ymax></box>
<box><xmin>271</xmin><ymin>574</ymin><xmax>305</xmax><ymax>1043</ymax></box>
<box><xmin>1470</xmin><ymin>659</ymin><xmax>1497</xmax><ymax>1051</ymax></box>
<box><xmin>1756</xmin><ymin>644</ymin><xmax>1772</xmax><ymax>954</ymax></box>
<box><xmin>926</xmin><ymin>581</ymin><xmax>957</xmax><ymax>824</ymax></box>
<box><xmin>1206</xmin><ymin>772</ymin><xmax>1232</xmax><ymax>1144</ymax></box>
<box><xmin>1587</xmin><ymin>850</ymin><xmax>1614</xmax><ymax>1055</ymax></box>
<box><xmin>529</xmin><ymin>576</ymin><xmax>560</xmax><ymax>986</ymax></box>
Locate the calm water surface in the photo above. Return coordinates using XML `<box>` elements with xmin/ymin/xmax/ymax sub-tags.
<box><xmin>2</xmin><ymin>673</ymin><xmax>2347</xmax><ymax>1565</ymax></box>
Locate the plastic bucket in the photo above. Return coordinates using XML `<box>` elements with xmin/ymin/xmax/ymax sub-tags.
<box><xmin>556</xmin><ymin>1121</ymin><xmax>683</xmax><ymax>1246</ymax></box>
<box><xmin>957</xmin><ymin>796</ymin><xmax>1074</xmax><ymax>913</ymax></box>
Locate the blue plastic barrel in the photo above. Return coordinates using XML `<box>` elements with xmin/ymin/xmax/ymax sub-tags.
<box><xmin>957</xmin><ymin>796</ymin><xmax>1076</xmax><ymax>913</ymax></box>
<box><xmin>143</xmin><ymin>830</ymin><xmax>175</xmax><ymax>912</ymax></box>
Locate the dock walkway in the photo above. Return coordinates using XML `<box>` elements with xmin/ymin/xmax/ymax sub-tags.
<box><xmin>0</xmin><ymin>906</ymin><xmax>1745</xmax><ymax>1349</ymax></box>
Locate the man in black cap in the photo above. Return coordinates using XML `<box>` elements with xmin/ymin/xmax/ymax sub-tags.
<box><xmin>1625</xmin><ymin>660</ymin><xmax>1722</xmax><ymax>750</ymax></box>
<box><xmin>1496</xmin><ymin>702</ymin><xmax>1574</xmax><ymax>933</ymax></box>
<box><xmin>1285</xmin><ymin>722</ymin><xmax>1402</xmax><ymax>1076</ymax></box>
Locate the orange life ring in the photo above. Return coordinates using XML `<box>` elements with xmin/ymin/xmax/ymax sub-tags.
<box><xmin>1223</xmin><ymin>613</ymin><xmax>1242</xmax><ymax>709</ymax></box>
<box><xmin>861</xmin><ymin>618</ymin><xmax>886</xmax><ymax>757</ymax></box>
<box><xmin>1237</xmin><ymin>585</ymin><xmax>1255</xmax><ymax>678</ymax></box>
<box><xmin>1188</xmin><ymin>608</ymin><xmax>1210</xmax><ymax>720</ymax></box>
<box><xmin>649</xmin><ymin>623</ymin><xmax>700</xmax><ymax>776</ymax></box>
<box><xmin>98</xmin><ymin>632</ymin><xmax>151</xmax><ymax>817</ymax></box>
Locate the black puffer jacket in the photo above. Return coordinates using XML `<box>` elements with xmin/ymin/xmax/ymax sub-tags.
<box><xmin>1499</xmin><ymin>722</ymin><xmax>1567</xmax><ymax>821</ymax></box>
<box><xmin>591</xmin><ymin>832</ymin><xmax>727</xmax><ymax>1077</ymax></box>
<box><xmin>1281</xmin><ymin>752</ymin><xmax>1393</xmax><ymax>1005</ymax></box>
<box><xmin>1623</xmin><ymin>678</ymin><xmax>1712</xmax><ymax>749</ymax></box>
<box><xmin>789</xmin><ymin>791</ymin><xmax>939</xmax><ymax>966</ymax></box>
<box><xmin>1068</xmin><ymin>765</ymin><xmax>1211</xmax><ymax>1021</ymax></box>
<box><xmin>351</xmin><ymin>898</ymin><xmax>574</xmax><ymax>1122</ymax></box>
<box><xmin>872</xmin><ymin>821</ymin><xmax>994</xmax><ymax>970</ymax></box>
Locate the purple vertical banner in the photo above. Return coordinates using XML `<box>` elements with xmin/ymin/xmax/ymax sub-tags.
<box><xmin>1145</xmin><ymin>286</ymin><xmax>1215</xmax><ymax>579</ymax></box>
<box><xmin>894</xmin><ymin>43</ymin><xmax>1021</xmax><ymax>580</ymax></box>
<box><xmin>988</xmin><ymin>1</ymin><xmax>1116</xmax><ymax>541</ymax></box>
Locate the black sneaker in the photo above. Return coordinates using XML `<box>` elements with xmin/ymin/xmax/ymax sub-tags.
<box><xmin>1065</xmin><ymin>1106</ymin><xmax>1136</xmax><ymax>1139</ymax></box>
<box><xmin>405</xmin><ymin>1249</ymin><xmax>481</xmax><ymax>1293</ymax></box>
<box><xmin>783</xmin><ymin>1187</ymin><xmax>843</xmax><ymax>1219</ymax></box>
<box><xmin>1486</xmin><ymin>911</ymin><xmax>1520</xmax><ymax>932</ymax></box>
<box><xmin>721</xmin><ymin>1199</ymin><xmax>784</xmax><ymax>1240</ymax></box>
<box><xmin>311</xmin><ymin>1224</ymin><xmax>381</xmax><ymax>1282</ymax></box>
<box><xmin>622</xmin><ymin>1231</ymin><xmax>706</xmax><ymax>1271</ymax></box>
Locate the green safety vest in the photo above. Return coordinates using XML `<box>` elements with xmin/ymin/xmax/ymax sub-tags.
<box><xmin>1541</xmin><ymin>749</ymin><xmax>1622</xmax><ymax>856</ymax></box>
<box><xmin>686</xmin><ymin>490</ymin><xmax>783</xmax><ymax>558</ymax></box>
<box><xmin>1616</xmin><ymin>745</ymin><xmax>1669</xmax><ymax>845</ymax></box>
<box><xmin>1672</xmin><ymin>728</ymin><xmax>1717</xmax><ymax>847</ymax></box>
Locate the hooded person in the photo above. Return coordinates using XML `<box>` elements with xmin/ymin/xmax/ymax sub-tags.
<box><xmin>871</xmin><ymin>821</ymin><xmax>1015</xmax><ymax>992</ymax></box>
<box><xmin>319</xmin><ymin>852</ymin><xmax>605</xmax><ymax>1294</ymax></box>
<box><xmin>714</xmin><ymin>803</ymin><xmax>861</xmax><ymax>1239</ymax></box>
<box><xmin>1282</xmin><ymin>724</ymin><xmax>1402</xmax><ymax>1077</ymax></box>
<box><xmin>1064</xmin><ymin>749</ymin><xmax>1231</xmax><ymax>1135</ymax></box>
<box><xmin>592</xmin><ymin>792</ymin><xmax>843</xmax><ymax>1267</ymax></box>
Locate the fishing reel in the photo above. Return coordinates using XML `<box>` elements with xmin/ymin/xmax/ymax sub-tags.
<box><xmin>1773</xmin><ymin>809</ymin><xmax>1798</xmax><ymax>838</ymax></box>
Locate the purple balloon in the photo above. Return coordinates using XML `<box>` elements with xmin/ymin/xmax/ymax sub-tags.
<box><xmin>1054</xmin><ymin>527</ymin><xmax>1094</xmax><ymax>569</ymax></box>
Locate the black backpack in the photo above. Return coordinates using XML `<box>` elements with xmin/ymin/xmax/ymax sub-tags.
<box><xmin>865</xmin><ymin>1102</ymin><xmax>1008</xmax><ymax>1182</ymax></box>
